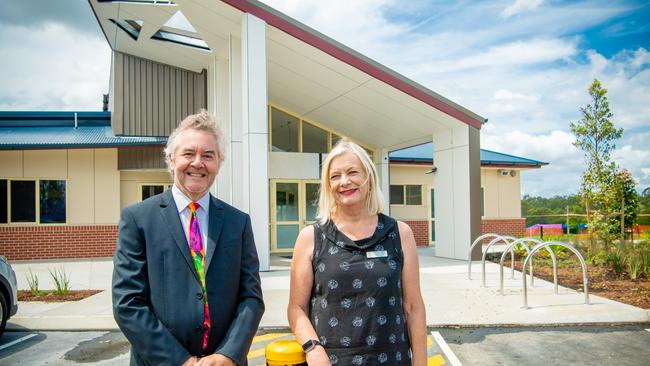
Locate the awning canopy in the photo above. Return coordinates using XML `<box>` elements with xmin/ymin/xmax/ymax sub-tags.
<box><xmin>90</xmin><ymin>0</ymin><xmax>485</xmax><ymax>151</ymax></box>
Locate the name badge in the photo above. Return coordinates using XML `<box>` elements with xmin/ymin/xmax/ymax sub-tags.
<box><xmin>366</xmin><ymin>250</ymin><xmax>388</xmax><ymax>258</ymax></box>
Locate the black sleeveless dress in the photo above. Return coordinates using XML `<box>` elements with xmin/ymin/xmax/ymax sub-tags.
<box><xmin>310</xmin><ymin>214</ymin><xmax>411</xmax><ymax>365</ymax></box>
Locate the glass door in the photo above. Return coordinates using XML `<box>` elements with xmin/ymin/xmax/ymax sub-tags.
<box><xmin>270</xmin><ymin>180</ymin><xmax>320</xmax><ymax>252</ymax></box>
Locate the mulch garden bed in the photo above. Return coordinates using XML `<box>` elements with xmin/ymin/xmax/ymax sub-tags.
<box><xmin>496</xmin><ymin>257</ymin><xmax>650</xmax><ymax>309</ymax></box>
<box><xmin>18</xmin><ymin>290</ymin><xmax>102</xmax><ymax>302</ymax></box>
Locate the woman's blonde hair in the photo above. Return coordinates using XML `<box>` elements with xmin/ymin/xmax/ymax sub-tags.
<box><xmin>316</xmin><ymin>139</ymin><xmax>384</xmax><ymax>224</ymax></box>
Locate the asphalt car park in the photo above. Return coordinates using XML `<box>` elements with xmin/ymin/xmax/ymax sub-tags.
<box><xmin>1</xmin><ymin>325</ymin><xmax>649</xmax><ymax>365</ymax></box>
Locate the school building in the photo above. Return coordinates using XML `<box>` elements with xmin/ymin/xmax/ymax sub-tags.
<box><xmin>0</xmin><ymin>0</ymin><xmax>546</xmax><ymax>269</ymax></box>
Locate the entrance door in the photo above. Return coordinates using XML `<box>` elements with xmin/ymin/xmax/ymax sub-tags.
<box><xmin>270</xmin><ymin>180</ymin><xmax>320</xmax><ymax>252</ymax></box>
<box><xmin>429</xmin><ymin>188</ymin><xmax>436</xmax><ymax>245</ymax></box>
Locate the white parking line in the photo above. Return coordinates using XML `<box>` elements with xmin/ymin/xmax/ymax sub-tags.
<box><xmin>431</xmin><ymin>331</ymin><xmax>463</xmax><ymax>366</ymax></box>
<box><xmin>0</xmin><ymin>333</ymin><xmax>38</xmax><ymax>351</ymax></box>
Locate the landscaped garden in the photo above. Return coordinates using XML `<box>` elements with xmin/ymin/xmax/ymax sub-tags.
<box><xmin>491</xmin><ymin>233</ymin><xmax>650</xmax><ymax>309</ymax></box>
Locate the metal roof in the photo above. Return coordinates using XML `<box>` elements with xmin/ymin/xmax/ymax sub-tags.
<box><xmin>0</xmin><ymin>112</ymin><xmax>167</xmax><ymax>149</ymax></box>
<box><xmin>389</xmin><ymin>143</ymin><xmax>548</xmax><ymax>168</ymax></box>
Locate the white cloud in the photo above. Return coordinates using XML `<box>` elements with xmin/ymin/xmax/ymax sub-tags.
<box><xmin>502</xmin><ymin>0</ymin><xmax>544</xmax><ymax>18</ymax></box>
<box><xmin>0</xmin><ymin>22</ymin><xmax>110</xmax><ymax>110</ymax></box>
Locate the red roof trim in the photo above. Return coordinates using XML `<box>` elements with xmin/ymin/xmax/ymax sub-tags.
<box><xmin>222</xmin><ymin>0</ymin><xmax>483</xmax><ymax>129</ymax></box>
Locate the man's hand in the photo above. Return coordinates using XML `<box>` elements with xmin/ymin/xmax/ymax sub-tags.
<box><xmin>182</xmin><ymin>356</ymin><xmax>198</xmax><ymax>366</ymax></box>
<box><xmin>195</xmin><ymin>354</ymin><xmax>236</xmax><ymax>366</ymax></box>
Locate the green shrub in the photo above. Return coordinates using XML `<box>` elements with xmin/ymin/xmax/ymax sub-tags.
<box><xmin>26</xmin><ymin>269</ymin><xmax>39</xmax><ymax>295</ymax></box>
<box><xmin>608</xmin><ymin>249</ymin><xmax>625</xmax><ymax>274</ymax></box>
<box><xmin>627</xmin><ymin>253</ymin><xmax>641</xmax><ymax>280</ymax></box>
<box><xmin>48</xmin><ymin>267</ymin><xmax>70</xmax><ymax>295</ymax></box>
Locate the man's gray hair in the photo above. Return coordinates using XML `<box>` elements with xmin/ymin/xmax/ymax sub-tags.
<box><xmin>164</xmin><ymin>110</ymin><xmax>225</xmax><ymax>176</ymax></box>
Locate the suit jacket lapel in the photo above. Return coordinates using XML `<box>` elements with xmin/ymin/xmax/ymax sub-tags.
<box><xmin>205</xmin><ymin>195</ymin><xmax>224</xmax><ymax>272</ymax></box>
<box><xmin>159</xmin><ymin>190</ymin><xmax>199</xmax><ymax>281</ymax></box>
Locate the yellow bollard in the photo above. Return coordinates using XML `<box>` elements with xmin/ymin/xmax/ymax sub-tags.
<box><xmin>265</xmin><ymin>339</ymin><xmax>307</xmax><ymax>366</ymax></box>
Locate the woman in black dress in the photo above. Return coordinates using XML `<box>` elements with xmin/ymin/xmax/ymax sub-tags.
<box><xmin>288</xmin><ymin>139</ymin><xmax>426</xmax><ymax>365</ymax></box>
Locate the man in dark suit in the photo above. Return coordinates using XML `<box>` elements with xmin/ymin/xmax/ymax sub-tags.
<box><xmin>113</xmin><ymin>110</ymin><xmax>264</xmax><ymax>366</ymax></box>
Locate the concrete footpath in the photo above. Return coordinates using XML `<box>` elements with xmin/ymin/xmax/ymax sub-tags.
<box><xmin>7</xmin><ymin>247</ymin><xmax>650</xmax><ymax>331</ymax></box>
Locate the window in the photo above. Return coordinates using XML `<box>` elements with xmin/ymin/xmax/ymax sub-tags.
<box><xmin>11</xmin><ymin>181</ymin><xmax>36</xmax><ymax>222</ymax></box>
<box><xmin>302</xmin><ymin>122</ymin><xmax>328</xmax><ymax>154</ymax></box>
<box><xmin>0</xmin><ymin>180</ymin><xmax>7</xmax><ymax>223</ymax></box>
<box><xmin>390</xmin><ymin>185</ymin><xmax>404</xmax><ymax>205</ymax></box>
<box><xmin>140</xmin><ymin>184</ymin><xmax>172</xmax><ymax>201</ymax></box>
<box><xmin>405</xmin><ymin>185</ymin><xmax>421</xmax><ymax>205</ymax></box>
<box><xmin>1</xmin><ymin>179</ymin><xmax>66</xmax><ymax>224</ymax></box>
<box><xmin>40</xmin><ymin>180</ymin><xmax>66</xmax><ymax>223</ymax></box>
<box><xmin>271</xmin><ymin>108</ymin><xmax>300</xmax><ymax>152</ymax></box>
<box><xmin>390</xmin><ymin>185</ymin><xmax>422</xmax><ymax>205</ymax></box>
<box><xmin>269</xmin><ymin>106</ymin><xmax>374</xmax><ymax>158</ymax></box>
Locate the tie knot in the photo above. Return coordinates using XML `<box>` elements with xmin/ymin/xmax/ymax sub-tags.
<box><xmin>188</xmin><ymin>201</ymin><xmax>200</xmax><ymax>212</ymax></box>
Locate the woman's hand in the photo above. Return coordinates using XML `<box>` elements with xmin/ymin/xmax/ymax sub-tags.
<box><xmin>305</xmin><ymin>346</ymin><xmax>330</xmax><ymax>366</ymax></box>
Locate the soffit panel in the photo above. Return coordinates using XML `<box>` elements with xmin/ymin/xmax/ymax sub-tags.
<box><xmin>267</xmin><ymin>27</ymin><xmax>372</xmax><ymax>85</ymax></box>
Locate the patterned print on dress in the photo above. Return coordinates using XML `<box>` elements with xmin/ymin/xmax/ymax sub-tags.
<box><xmin>388</xmin><ymin>259</ymin><xmax>398</xmax><ymax>270</ymax></box>
<box><xmin>320</xmin><ymin>335</ymin><xmax>327</xmax><ymax>345</ymax></box>
<box><xmin>317</xmin><ymin>263</ymin><xmax>326</xmax><ymax>272</ymax></box>
<box><xmin>352</xmin><ymin>316</ymin><xmax>363</xmax><ymax>327</ymax></box>
<box><xmin>378</xmin><ymin>315</ymin><xmax>387</xmax><ymax>325</ymax></box>
<box><xmin>320</xmin><ymin>298</ymin><xmax>328</xmax><ymax>309</ymax></box>
<box><xmin>379</xmin><ymin>352</ymin><xmax>388</xmax><ymax>363</ymax></box>
<box><xmin>340</xmin><ymin>336</ymin><xmax>351</xmax><ymax>347</ymax></box>
<box><xmin>328</xmin><ymin>279</ymin><xmax>338</xmax><ymax>290</ymax></box>
<box><xmin>328</xmin><ymin>246</ymin><xmax>340</xmax><ymax>255</ymax></box>
<box><xmin>366</xmin><ymin>335</ymin><xmax>377</xmax><ymax>346</ymax></box>
<box><xmin>352</xmin><ymin>278</ymin><xmax>363</xmax><ymax>289</ymax></box>
<box><xmin>396</xmin><ymin>351</ymin><xmax>402</xmax><ymax>361</ymax></box>
<box><xmin>388</xmin><ymin>296</ymin><xmax>396</xmax><ymax>306</ymax></box>
<box><xmin>339</xmin><ymin>261</ymin><xmax>350</xmax><ymax>271</ymax></box>
<box><xmin>341</xmin><ymin>298</ymin><xmax>352</xmax><ymax>309</ymax></box>
<box><xmin>328</xmin><ymin>317</ymin><xmax>339</xmax><ymax>327</ymax></box>
<box><xmin>389</xmin><ymin>333</ymin><xmax>397</xmax><ymax>343</ymax></box>
<box><xmin>365</xmin><ymin>297</ymin><xmax>376</xmax><ymax>307</ymax></box>
<box><xmin>352</xmin><ymin>355</ymin><xmax>364</xmax><ymax>365</ymax></box>
<box><xmin>364</xmin><ymin>260</ymin><xmax>375</xmax><ymax>270</ymax></box>
<box><xmin>377</xmin><ymin>276</ymin><xmax>388</xmax><ymax>287</ymax></box>
<box><xmin>329</xmin><ymin>354</ymin><xmax>338</xmax><ymax>364</ymax></box>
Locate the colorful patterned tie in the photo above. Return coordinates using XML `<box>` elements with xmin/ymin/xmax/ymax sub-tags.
<box><xmin>188</xmin><ymin>201</ymin><xmax>211</xmax><ymax>351</ymax></box>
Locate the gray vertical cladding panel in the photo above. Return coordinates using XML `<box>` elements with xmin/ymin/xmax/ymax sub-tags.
<box><xmin>468</xmin><ymin>126</ymin><xmax>483</xmax><ymax>260</ymax></box>
<box><xmin>118</xmin><ymin>147</ymin><xmax>166</xmax><ymax>170</ymax></box>
<box><xmin>112</xmin><ymin>52</ymin><xmax>124</xmax><ymax>135</ymax></box>
<box><xmin>113</xmin><ymin>52</ymin><xmax>206</xmax><ymax>137</ymax></box>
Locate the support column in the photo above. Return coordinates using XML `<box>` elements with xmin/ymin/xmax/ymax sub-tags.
<box><xmin>209</xmin><ymin>56</ymin><xmax>233</xmax><ymax>204</ymax></box>
<box><xmin>432</xmin><ymin>124</ymin><xmax>481</xmax><ymax>260</ymax></box>
<box><xmin>241</xmin><ymin>13</ymin><xmax>269</xmax><ymax>271</ymax></box>
<box><xmin>377</xmin><ymin>148</ymin><xmax>390</xmax><ymax>215</ymax></box>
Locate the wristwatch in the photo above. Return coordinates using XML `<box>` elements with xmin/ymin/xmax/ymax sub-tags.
<box><xmin>301</xmin><ymin>339</ymin><xmax>322</xmax><ymax>353</ymax></box>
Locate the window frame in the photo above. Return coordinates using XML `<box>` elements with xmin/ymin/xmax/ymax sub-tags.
<box><xmin>268</xmin><ymin>104</ymin><xmax>376</xmax><ymax>160</ymax></box>
<box><xmin>390</xmin><ymin>184</ymin><xmax>423</xmax><ymax>206</ymax></box>
<box><xmin>1</xmin><ymin>178</ymin><xmax>68</xmax><ymax>225</ymax></box>
<box><xmin>138</xmin><ymin>183</ymin><xmax>173</xmax><ymax>201</ymax></box>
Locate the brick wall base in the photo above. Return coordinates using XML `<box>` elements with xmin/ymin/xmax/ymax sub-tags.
<box><xmin>0</xmin><ymin>225</ymin><xmax>117</xmax><ymax>260</ymax></box>
<box><xmin>403</xmin><ymin>220</ymin><xmax>430</xmax><ymax>246</ymax></box>
<box><xmin>481</xmin><ymin>218</ymin><xmax>526</xmax><ymax>239</ymax></box>
<box><xmin>403</xmin><ymin>218</ymin><xmax>526</xmax><ymax>247</ymax></box>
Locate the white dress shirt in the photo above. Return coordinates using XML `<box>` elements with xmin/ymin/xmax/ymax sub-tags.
<box><xmin>171</xmin><ymin>185</ymin><xmax>210</xmax><ymax>248</ymax></box>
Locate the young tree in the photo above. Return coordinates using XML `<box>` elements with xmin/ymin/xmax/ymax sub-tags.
<box><xmin>570</xmin><ymin>79</ymin><xmax>624</xmax><ymax>248</ymax></box>
<box><xmin>609</xmin><ymin>168</ymin><xmax>638</xmax><ymax>234</ymax></box>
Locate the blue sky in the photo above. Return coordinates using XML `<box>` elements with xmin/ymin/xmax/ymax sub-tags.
<box><xmin>0</xmin><ymin>0</ymin><xmax>648</xmax><ymax>198</ymax></box>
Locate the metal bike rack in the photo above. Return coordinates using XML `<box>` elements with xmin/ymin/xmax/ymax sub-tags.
<box><xmin>498</xmin><ymin>238</ymin><xmax>558</xmax><ymax>295</ymax></box>
<box><xmin>467</xmin><ymin>233</ymin><xmax>507</xmax><ymax>280</ymax></box>
<box><xmin>522</xmin><ymin>241</ymin><xmax>590</xmax><ymax>309</ymax></box>
<box><xmin>481</xmin><ymin>236</ymin><xmax>517</xmax><ymax>287</ymax></box>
